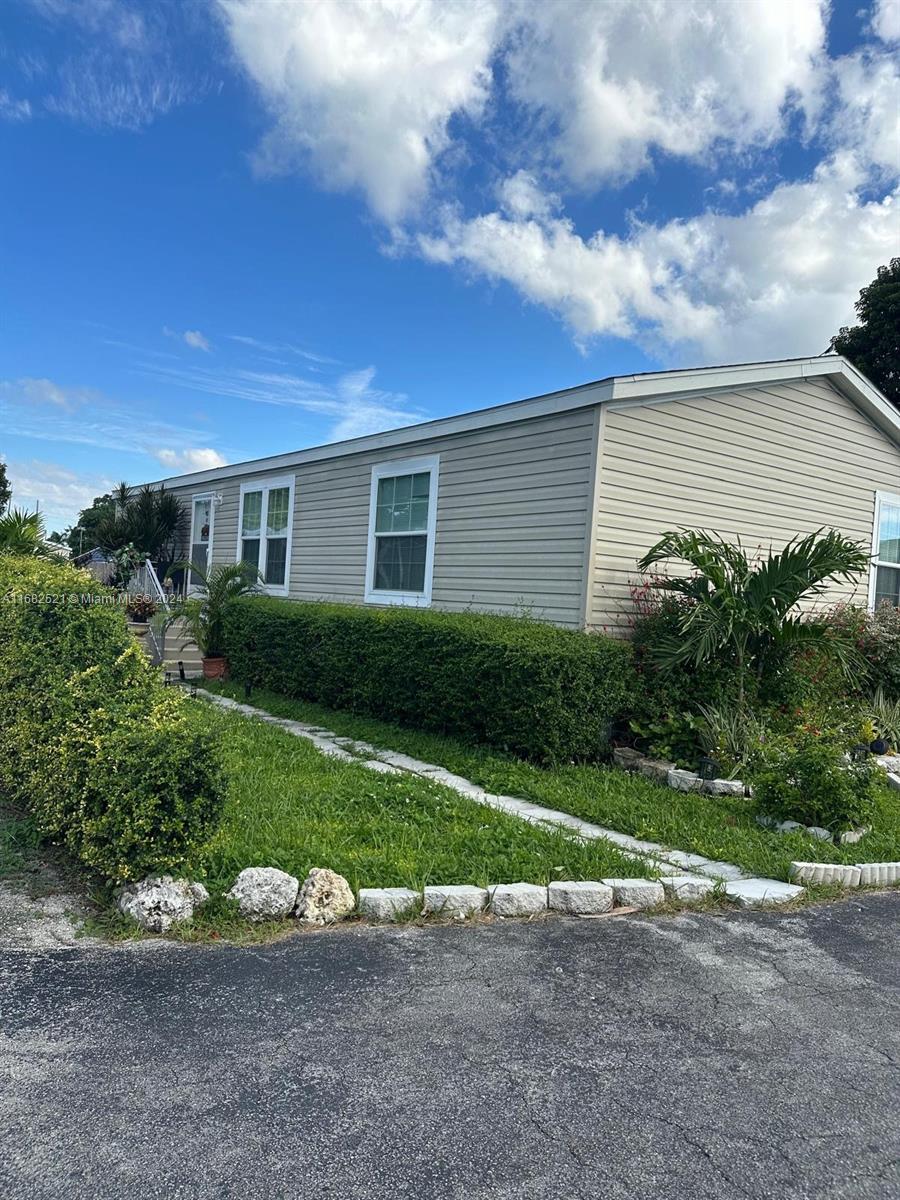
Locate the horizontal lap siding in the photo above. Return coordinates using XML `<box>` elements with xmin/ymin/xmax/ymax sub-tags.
<box><xmin>168</xmin><ymin>408</ymin><xmax>597</xmax><ymax>627</ymax></box>
<box><xmin>589</xmin><ymin>377</ymin><xmax>900</xmax><ymax>635</ymax></box>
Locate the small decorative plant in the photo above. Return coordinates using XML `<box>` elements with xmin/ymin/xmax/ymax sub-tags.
<box><xmin>752</xmin><ymin>735</ymin><xmax>882</xmax><ymax>832</ymax></box>
<box><xmin>173</xmin><ymin>561</ymin><xmax>261</xmax><ymax>678</ymax></box>
<box><xmin>125</xmin><ymin>595</ymin><xmax>158</xmax><ymax>623</ymax></box>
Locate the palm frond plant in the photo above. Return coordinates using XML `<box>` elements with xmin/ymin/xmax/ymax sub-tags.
<box><xmin>0</xmin><ymin>508</ymin><xmax>56</xmax><ymax>559</ymax></box>
<box><xmin>637</xmin><ymin>528</ymin><xmax>871</xmax><ymax>706</ymax></box>
<box><xmin>169</xmin><ymin>561</ymin><xmax>261</xmax><ymax>677</ymax></box>
<box><xmin>95</xmin><ymin>484</ymin><xmax>188</xmax><ymax>567</ymax></box>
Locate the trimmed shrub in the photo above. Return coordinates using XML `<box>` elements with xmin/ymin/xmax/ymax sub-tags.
<box><xmin>222</xmin><ymin>597</ymin><xmax>637</xmax><ymax>762</ymax></box>
<box><xmin>0</xmin><ymin>556</ymin><xmax>223</xmax><ymax>881</ymax></box>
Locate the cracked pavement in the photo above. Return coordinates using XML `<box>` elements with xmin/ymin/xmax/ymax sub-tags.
<box><xmin>1</xmin><ymin>893</ymin><xmax>898</xmax><ymax>1199</ymax></box>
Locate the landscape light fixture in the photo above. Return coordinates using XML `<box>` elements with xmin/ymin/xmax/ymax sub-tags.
<box><xmin>698</xmin><ymin>756</ymin><xmax>720</xmax><ymax>781</ymax></box>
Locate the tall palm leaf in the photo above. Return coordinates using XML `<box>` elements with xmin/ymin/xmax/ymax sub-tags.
<box><xmin>638</xmin><ymin>528</ymin><xmax>870</xmax><ymax>704</ymax></box>
<box><xmin>0</xmin><ymin>508</ymin><xmax>55</xmax><ymax>559</ymax></box>
<box><xmin>171</xmin><ymin>561</ymin><xmax>261</xmax><ymax>658</ymax></box>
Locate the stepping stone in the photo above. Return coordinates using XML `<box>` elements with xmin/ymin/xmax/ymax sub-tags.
<box><xmin>547</xmin><ymin>881</ymin><xmax>613</xmax><ymax>915</ymax></box>
<box><xmin>725</xmin><ymin>878</ymin><xmax>805</xmax><ymax>907</ymax></box>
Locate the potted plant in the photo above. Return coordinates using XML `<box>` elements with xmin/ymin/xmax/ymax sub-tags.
<box><xmin>126</xmin><ymin>595</ymin><xmax>158</xmax><ymax>624</ymax></box>
<box><xmin>173</xmin><ymin>561</ymin><xmax>260</xmax><ymax>679</ymax></box>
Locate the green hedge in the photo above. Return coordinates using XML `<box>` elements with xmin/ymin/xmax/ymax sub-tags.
<box><xmin>222</xmin><ymin>597</ymin><xmax>637</xmax><ymax>762</ymax></box>
<box><xmin>0</xmin><ymin>556</ymin><xmax>223</xmax><ymax>881</ymax></box>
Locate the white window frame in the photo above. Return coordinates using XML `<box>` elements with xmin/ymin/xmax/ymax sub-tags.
<box><xmin>187</xmin><ymin>491</ymin><xmax>216</xmax><ymax>594</ymax></box>
<box><xmin>236</xmin><ymin>475</ymin><xmax>295</xmax><ymax>596</ymax></box>
<box><xmin>869</xmin><ymin>490</ymin><xmax>900</xmax><ymax>611</ymax></box>
<box><xmin>365</xmin><ymin>454</ymin><xmax>439</xmax><ymax>607</ymax></box>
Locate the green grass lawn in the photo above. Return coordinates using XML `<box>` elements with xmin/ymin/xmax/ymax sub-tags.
<box><xmin>199</xmin><ymin>681</ymin><xmax>900</xmax><ymax>883</ymax></box>
<box><xmin>188</xmin><ymin>698</ymin><xmax>652</xmax><ymax>896</ymax></box>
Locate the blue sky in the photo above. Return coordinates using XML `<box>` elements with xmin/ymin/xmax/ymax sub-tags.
<box><xmin>1</xmin><ymin>0</ymin><xmax>898</xmax><ymax>533</ymax></box>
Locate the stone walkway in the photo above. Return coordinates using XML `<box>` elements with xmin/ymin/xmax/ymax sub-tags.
<box><xmin>200</xmin><ymin>692</ymin><xmax>804</xmax><ymax>908</ymax></box>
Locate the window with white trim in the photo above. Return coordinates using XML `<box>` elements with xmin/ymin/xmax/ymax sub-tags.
<box><xmin>365</xmin><ymin>456</ymin><xmax>439</xmax><ymax>606</ymax></box>
<box><xmin>872</xmin><ymin>491</ymin><xmax>900</xmax><ymax>609</ymax></box>
<box><xmin>237</xmin><ymin>476</ymin><xmax>294</xmax><ymax>593</ymax></box>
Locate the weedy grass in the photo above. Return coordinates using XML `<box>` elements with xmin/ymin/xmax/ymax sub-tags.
<box><xmin>189</xmin><ymin>699</ymin><xmax>651</xmax><ymax>897</ymax></box>
<box><xmin>199</xmin><ymin>682</ymin><xmax>900</xmax><ymax>884</ymax></box>
<box><xmin>0</xmin><ymin>805</ymin><xmax>42</xmax><ymax>880</ymax></box>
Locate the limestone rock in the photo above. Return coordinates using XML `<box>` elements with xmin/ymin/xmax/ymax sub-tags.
<box><xmin>701</xmin><ymin>778</ymin><xmax>745</xmax><ymax>796</ymax></box>
<box><xmin>226</xmin><ymin>867</ymin><xmax>299</xmax><ymax>921</ymax></box>
<box><xmin>547</xmin><ymin>880</ymin><xmax>613</xmax><ymax>915</ymax></box>
<box><xmin>489</xmin><ymin>882</ymin><xmax>547</xmax><ymax>918</ymax></box>
<box><xmin>667</xmin><ymin>768</ymin><xmax>702</xmax><ymax>792</ymax></box>
<box><xmin>638</xmin><ymin>759</ymin><xmax>673</xmax><ymax>784</ymax></box>
<box><xmin>116</xmin><ymin>875</ymin><xmax>208</xmax><ymax>933</ymax></box>
<box><xmin>806</xmin><ymin>826</ymin><xmax>834</xmax><ymax>842</ymax></box>
<box><xmin>612</xmin><ymin>747</ymin><xmax>644</xmax><ymax>771</ymax></box>
<box><xmin>295</xmin><ymin>868</ymin><xmax>355</xmax><ymax>924</ymax></box>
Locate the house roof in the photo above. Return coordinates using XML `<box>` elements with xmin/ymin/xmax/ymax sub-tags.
<box><xmin>147</xmin><ymin>354</ymin><xmax>900</xmax><ymax>490</ymax></box>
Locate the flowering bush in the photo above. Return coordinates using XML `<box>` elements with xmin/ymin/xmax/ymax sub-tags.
<box><xmin>821</xmin><ymin>602</ymin><xmax>900</xmax><ymax>700</ymax></box>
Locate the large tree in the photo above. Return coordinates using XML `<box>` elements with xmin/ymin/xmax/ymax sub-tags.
<box><xmin>830</xmin><ymin>258</ymin><xmax>900</xmax><ymax>407</ymax></box>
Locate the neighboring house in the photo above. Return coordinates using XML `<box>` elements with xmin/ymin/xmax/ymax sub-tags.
<box><xmin>146</xmin><ymin>356</ymin><xmax>900</xmax><ymax>634</ymax></box>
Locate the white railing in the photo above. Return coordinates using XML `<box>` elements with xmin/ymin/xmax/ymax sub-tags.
<box><xmin>132</xmin><ymin>557</ymin><xmax>171</xmax><ymax>610</ymax></box>
<box><xmin>131</xmin><ymin>558</ymin><xmax>172</xmax><ymax>665</ymax></box>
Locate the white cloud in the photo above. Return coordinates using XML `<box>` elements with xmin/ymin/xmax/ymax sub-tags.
<box><xmin>1</xmin><ymin>376</ymin><xmax>220</xmax><ymax>462</ymax></box>
<box><xmin>28</xmin><ymin>0</ymin><xmax>200</xmax><ymax>131</ymax></box>
<box><xmin>872</xmin><ymin>0</ymin><xmax>900</xmax><ymax>43</ymax></box>
<box><xmin>164</xmin><ymin>327</ymin><xmax>212</xmax><ymax>352</ymax></box>
<box><xmin>831</xmin><ymin>50</ymin><xmax>900</xmax><ymax>175</ymax></box>
<box><xmin>2</xmin><ymin>377</ymin><xmax>94</xmax><ymax>409</ymax></box>
<box><xmin>137</xmin><ymin>358</ymin><xmax>421</xmax><ymax>440</ymax></box>
<box><xmin>183</xmin><ymin>329</ymin><xmax>211</xmax><ymax>352</ymax></box>
<box><xmin>502</xmin><ymin>0</ymin><xmax>828</xmax><ymax>187</ymax></box>
<box><xmin>44</xmin><ymin>57</ymin><xmax>190</xmax><ymax>130</ymax></box>
<box><xmin>154</xmin><ymin>448</ymin><xmax>228</xmax><ymax>473</ymax></box>
<box><xmin>217</xmin><ymin>0</ymin><xmax>499</xmax><ymax>221</ymax></box>
<box><xmin>328</xmin><ymin>367</ymin><xmax>418</xmax><ymax>439</ymax></box>
<box><xmin>420</xmin><ymin>154</ymin><xmax>898</xmax><ymax>361</ymax></box>
<box><xmin>2</xmin><ymin>457</ymin><xmax>114</xmax><ymax>532</ymax></box>
<box><xmin>0</xmin><ymin>90</ymin><xmax>33</xmax><ymax>122</ymax></box>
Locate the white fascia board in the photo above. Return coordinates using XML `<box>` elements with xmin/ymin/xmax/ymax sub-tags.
<box><xmin>144</xmin><ymin>356</ymin><xmax>899</xmax><ymax>491</ymax></box>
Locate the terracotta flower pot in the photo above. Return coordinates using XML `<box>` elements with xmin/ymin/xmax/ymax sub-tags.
<box><xmin>202</xmin><ymin>656</ymin><xmax>229</xmax><ymax>680</ymax></box>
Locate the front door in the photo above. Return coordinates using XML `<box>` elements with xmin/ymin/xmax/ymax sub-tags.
<box><xmin>189</xmin><ymin>495</ymin><xmax>213</xmax><ymax>592</ymax></box>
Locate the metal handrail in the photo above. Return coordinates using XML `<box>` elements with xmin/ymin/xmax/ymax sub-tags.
<box><xmin>135</xmin><ymin>557</ymin><xmax>171</xmax><ymax>610</ymax></box>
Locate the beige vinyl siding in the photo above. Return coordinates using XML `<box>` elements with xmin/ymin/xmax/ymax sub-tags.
<box><xmin>588</xmin><ymin>376</ymin><xmax>900</xmax><ymax>633</ymax></box>
<box><xmin>168</xmin><ymin>407</ymin><xmax>597</xmax><ymax>627</ymax></box>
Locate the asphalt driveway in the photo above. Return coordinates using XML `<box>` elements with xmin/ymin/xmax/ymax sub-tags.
<box><xmin>1</xmin><ymin>894</ymin><xmax>898</xmax><ymax>1199</ymax></box>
